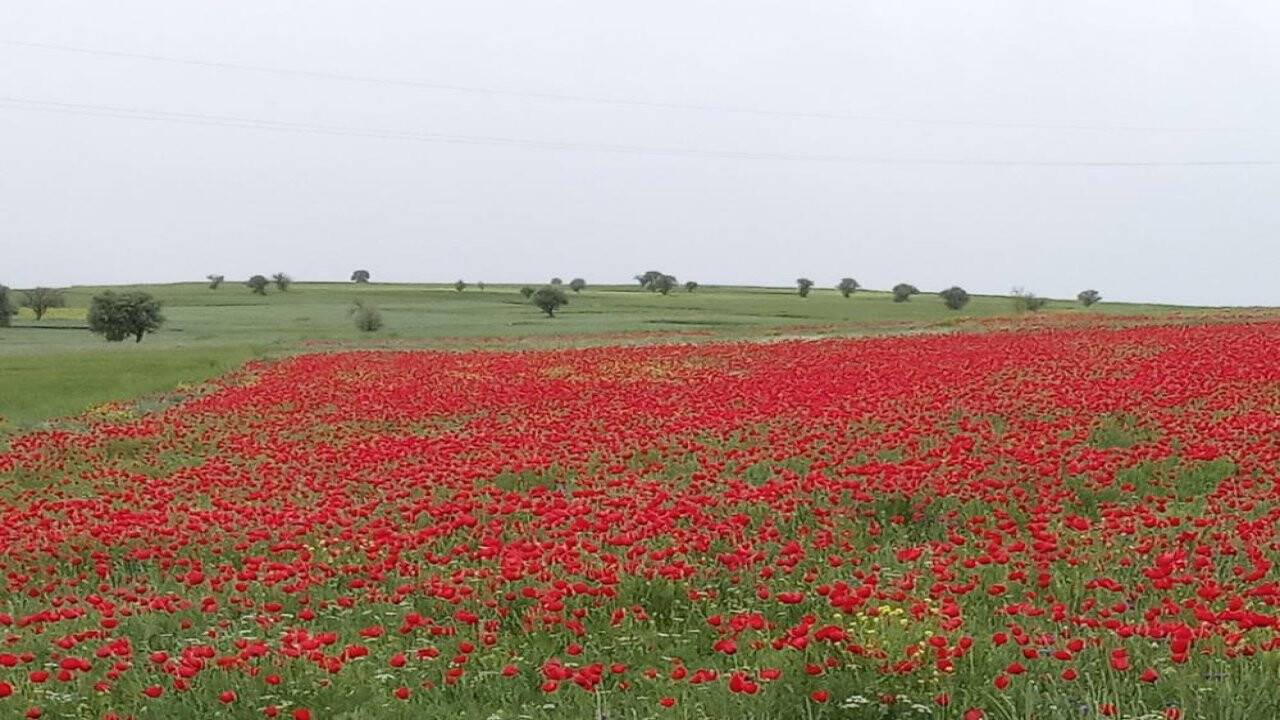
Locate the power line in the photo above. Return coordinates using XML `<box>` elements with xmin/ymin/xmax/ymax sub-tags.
<box><xmin>1</xmin><ymin>37</ymin><xmax>1269</xmax><ymax>135</ymax></box>
<box><xmin>4</xmin><ymin>96</ymin><xmax>1279</xmax><ymax>168</ymax></box>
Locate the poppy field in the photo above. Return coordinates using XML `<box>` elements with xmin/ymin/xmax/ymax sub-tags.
<box><xmin>2</xmin><ymin>319</ymin><xmax>1279</xmax><ymax>719</ymax></box>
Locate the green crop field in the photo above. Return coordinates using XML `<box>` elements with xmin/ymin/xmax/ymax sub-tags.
<box><xmin>0</xmin><ymin>281</ymin><xmax>1212</xmax><ymax>430</ymax></box>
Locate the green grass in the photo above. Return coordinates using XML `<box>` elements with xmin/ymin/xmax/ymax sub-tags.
<box><xmin>0</xmin><ymin>281</ymin><xmax>1215</xmax><ymax>429</ymax></box>
<box><xmin>0</xmin><ymin>345</ymin><xmax>265</xmax><ymax>428</ymax></box>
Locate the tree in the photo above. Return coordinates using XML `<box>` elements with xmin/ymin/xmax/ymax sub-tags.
<box><xmin>272</xmin><ymin>273</ymin><xmax>292</xmax><ymax>292</ymax></box>
<box><xmin>531</xmin><ymin>286</ymin><xmax>568</xmax><ymax>317</ymax></box>
<box><xmin>1078</xmin><ymin>289</ymin><xmax>1102</xmax><ymax>307</ymax></box>
<box><xmin>684</xmin><ymin>281</ymin><xmax>699</xmax><ymax>293</ymax></box>
<box><xmin>892</xmin><ymin>283</ymin><xmax>919</xmax><ymax>303</ymax></box>
<box><xmin>939</xmin><ymin>286</ymin><xmax>970</xmax><ymax>310</ymax></box>
<box><xmin>351</xmin><ymin>270</ymin><xmax>370</xmax><ymax>283</ymax></box>
<box><xmin>651</xmin><ymin>274</ymin><xmax>677</xmax><ymax>295</ymax></box>
<box><xmin>0</xmin><ymin>286</ymin><xmax>15</xmax><ymax>327</ymax></box>
<box><xmin>454</xmin><ymin>279</ymin><xmax>467</xmax><ymax>292</ymax></box>
<box><xmin>796</xmin><ymin>278</ymin><xmax>814</xmax><ymax>297</ymax></box>
<box><xmin>247</xmin><ymin>275</ymin><xmax>269</xmax><ymax>295</ymax></box>
<box><xmin>635</xmin><ymin>270</ymin><xmax>663</xmax><ymax>288</ymax></box>
<box><xmin>20</xmin><ymin>287</ymin><xmax>65</xmax><ymax>320</ymax></box>
<box><xmin>569</xmin><ymin>278</ymin><xmax>586</xmax><ymax>293</ymax></box>
<box><xmin>1011</xmin><ymin>287</ymin><xmax>1047</xmax><ymax>313</ymax></box>
<box><xmin>519</xmin><ymin>286</ymin><xmax>536</xmax><ymax>299</ymax></box>
<box><xmin>837</xmin><ymin>278</ymin><xmax>860</xmax><ymax>298</ymax></box>
<box><xmin>87</xmin><ymin>291</ymin><xmax>164</xmax><ymax>343</ymax></box>
<box><xmin>550</xmin><ymin>277</ymin><xmax>563</xmax><ymax>286</ymax></box>
<box><xmin>348</xmin><ymin>300</ymin><xmax>383</xmax><ymax>331</ymax></box>
<box><xmin>477</xmin><ymin>281</ymin><xmax>486</xmax><ymax>291</ymax></box>
<box><xmin>206</xmin><ymin>274</ymin><xmax>225</xmax><ymax>290</ymax></box>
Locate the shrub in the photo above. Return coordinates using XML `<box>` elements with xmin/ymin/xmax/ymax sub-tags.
<box><xmin>939</xmin><ymin>286</ymin><xmax>970</xmax><ymax>310</ymax></box>
<box><xmin>1011</xmin><ymin>287</ymin><xmax>1047</xmax><ymax>313</ymax></box>
<box><xmin>246</xmin><ymin>275</ymin><xmax>269</xmax><ymax>295</ymax></box>
<box><xmin>684</xmin><ymin>281</ymin><xmax>698</xmax><ymax>293</ymax></box>
<box><xmin>796</xmin><ymin>278</ymin><xmax>814</xmax><ymax>297</ymax></box>
<box><xmin>206</xmin><ymin>275</ymin><xmax>225</xmax><ymax>290</ymax></box>
<box><xmin>837</xmin><ymin>277</ymin><xmax>860</xmax><ymax>298</ymax></box>
<box><xmin>0</xmin><ymin>286</ymin><xmax>15</xmax><ymax>327</ymax></box>
<box><xmin>87</xmin><ymin>291</ymin><xmax>164</xmax><ymax>342</ymax></box>
<box><xmin>650</xmin><ymin>274</ymin><xmax>677</xmax><ymax>295</ymax></box>
<box><xmin>272</xmin><ymin>273</ymin><xmax>292</xmax><ymax>292</ymax></box>
<box><xmin>454</xmin><ymin>279</ymin><xmax>467</xmax><ymax>292</ymax></box>
<box><xmin>569</xmin><ymin>278</ymin><xmax>586</xmax><ymax>293</ymax></box>
<box><xmin>1078</xmin><ymin>289</ymin><xmax>1101</xmax><ymax>307</ymax></box>
<box><xmin>20</xmin><ymin>287</ymin><xmax>65</xmax><ymax>320</ymax></box>
<box><xmin>349</xmin><ymin>300</ymin><xmax>383</xmax><ymax>332</ymax></box>
<box><xmin>351</xmin><ymin>270</ymin><xmax>370</xmax><ymax>283</ymax></box>
<box><xmin>892</xmin><ymin>283</ymin><xmax>919</xmax><ymax>302</ymax></box>
<box><xmin>531</xmin><ymin>286</ymin><xmax>569</xmax><ymax>317</ymax></box>
<box><xmin>519</xmin><ymin>286</ymin><xmax>535</xmax><ymax>299</ymax></box>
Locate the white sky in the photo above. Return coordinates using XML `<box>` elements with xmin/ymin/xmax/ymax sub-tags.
<box><xmin>2</xmin><ymin>1</ymin><xmax>1278</xmax><ymax>305</ymax></box>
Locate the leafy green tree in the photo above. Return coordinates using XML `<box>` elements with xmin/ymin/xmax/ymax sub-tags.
<box><xmin>1078</xmin><ymin>289</ymin><xmax>1102</xmax><ymax>307</ymax></box>
<box><xmin>87</xmin><ymin>291</ymin><xmax>164</xmax><ymax>342</ymax></box>
<box><xmin>892</xmin><ymin>283</ymin><xmax>919</xmax><ymax>302</ymax></box>
<box><xmin>569</xmin><ymin>278</ymin><xmax>586</xmax><ymax>293</ymax></box>
<box><xmin>531</xmin><ymin>286</ymin><xmax>569</xmax><ymax>317</ymax></box>
<box><xmin>939</xmin><ymin>286</ymin><xmax>971</xmax><ymax>310</ymax></box>
<box><xmin>20</xmin><ymin>287</ymin><xmax>65</xmax><ymax>320</ymax></box>
<box><xmin>635</xmin><ymin>270</ymin><xmax>663</xmax><ymax>288</ymax></box>
<box><xmin>0</xmin><ymin>286</ymin><xmax>16</xmax><ymax>327</ymax></box>
<box><xmin>477</xmin><ymin>281</ymin><xmax>486</xmax><ymax>291</ymax></box>
<box><xmin>796</xmin><ymin>278</ymin><xmax>814</xmax><ymax>297</ymax></box>
<box><xmin>349</xmin><ymin>300</ymin><xmax>383</xmax><ymax>331</ymax></box>
<box><xmin>550</xmin><ymin>277</ymin><xmax>563</xmax><ymax>286</ymax></box>
<box><xmin>684</xmin><ymin>281</ymin><xmax>699</xmax><ymax>293</ymax></box>
<box><xmin>1011</xmin><ymin>287</ymin><xmax>1047</xmax><ymax>313</ymax></box>
<box><xmin>651</xmin><ymin>274</ymin><xmax>677</xmax><ymax>295</ymax></box>
<box><xmin>454</xmin><ymin>279</ymin><xmax>467</xmax><ymax>292</ymax></box>
<box><xmin>247</xmin><ymin>275</ymin><xmax>269</xmax><ymax>295</ymax></box>
<box><xmin>837</xmin><ymin>278</ymin><xmax>860</xmax><ymax>298</ymax></box>
<box><xmin>351</xmin><ymin>270</ymin><xmax>370</xmax><ymax>283</ymax></box>
<box><xmin>272</xmin><ymin>273</ymin><xmax>292</xmax><ymax>291</ymax></box>
<box><xmin>519</xmin><ymin>286</ymin><xmax>536</xmax><ymax>299</ymax></box>
<box><xmin>206</xmin><ymin>274</ymin><xmax>224</xmax><ymax>289</ymax></box>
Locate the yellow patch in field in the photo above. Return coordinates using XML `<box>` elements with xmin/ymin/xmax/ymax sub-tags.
<box><xmin>540</xmin><ymin>365</ymin><xmax>576</xmax><ymax>379</ymax></box>
<box><xmin>18</xmin><ymin>307</ymin><xmax>86</xmax><ymax>321</ymax></box>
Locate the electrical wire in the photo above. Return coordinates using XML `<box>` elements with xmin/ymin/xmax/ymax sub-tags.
<box><xmin>5</xmin><ymin>96</ymin><xmax>1279</xmax><ymax>167</ymax></box>
<box><xmin>1</xmin><ymin>38</ymin><xmax>1269</xmax><ymax>135</ymax></box>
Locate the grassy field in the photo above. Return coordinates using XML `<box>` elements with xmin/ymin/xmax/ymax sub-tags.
<box><xmin>0</xmin><ymin>281</ymin><xmax>1209</xmax><ymax>429</ymax></box>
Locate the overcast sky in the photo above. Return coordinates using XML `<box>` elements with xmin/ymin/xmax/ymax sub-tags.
<box><xmin>2</xmin><ymin>1</ymin><xmax>1278</xmax><ymax>305</ymax></box>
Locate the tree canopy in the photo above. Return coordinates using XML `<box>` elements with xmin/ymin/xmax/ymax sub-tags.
<box><xmin>87</xmin><ymin>291</ymin><xmax>164</xmax><ymax>342</ymax></box>
<box><xmin>531</xmin><ymin>286</ymin><xmax>569</xmax><ymax>317</ymax></box>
